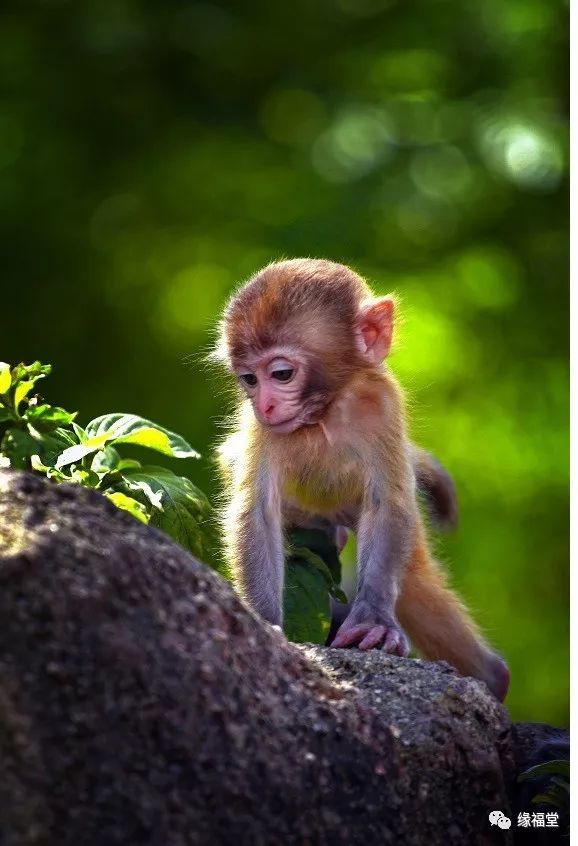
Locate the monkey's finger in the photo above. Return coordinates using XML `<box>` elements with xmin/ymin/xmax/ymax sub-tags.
<box><xmin>397</xmin><ymin>636</ymin><xmax>410</xmax><ymax>657</ymax></box>
<box><xmin>383</xmin><ymin>628</ymin><xmax>408</xmax><ymax>656</ymax></box>
<box><xmin>358</xmin><ymin>626</ymin><xmax>387</xmax><ymax>650</ymax></box>
<box><xmin>331</xmin><ymin>624</ymin><xmax>371</xmax><ymax>648</ymax></box>
<box><xmin>382</xmin><ymin>630</ymin><xmax>398</xmax><ymax>654</ymax></box>
<box><xmin>393</xmin><ymin>636</ymin><xmax>410</xmax><ymax>657</ymax></box>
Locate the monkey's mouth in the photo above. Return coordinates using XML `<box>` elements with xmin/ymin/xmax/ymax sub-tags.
<box><xmin>262</xmin><ymin>415</ymin><xmax>302</xmax><ymax>434</ymax></box>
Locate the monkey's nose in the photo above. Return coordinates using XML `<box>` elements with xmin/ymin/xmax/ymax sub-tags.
<box><xmin>263</xmin><ymin>402</ymin><xmax>276</xmax><ymax>419</ymax></box>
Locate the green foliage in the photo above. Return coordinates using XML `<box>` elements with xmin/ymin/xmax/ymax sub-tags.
<box><xmin>0</xmin><ymin>361</ymin><xmax>213</xmax><ymax>562</ymax></box>
<box><xmin>284</xmin><ymin>527</ymin><xmax>347</xmax><ymax>645</ymax></box>
<box><xmin>518</xmin><ymin>759</ymin><xmax>570</xmax><ymax>815</ymax></box>
<box><xmin>120</xmin><ymin>465</ymin><xmax>215</xmax><ymax>562</ymax></box>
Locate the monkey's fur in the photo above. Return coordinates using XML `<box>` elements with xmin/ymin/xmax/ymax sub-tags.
<box><xmin>214</xmin><ymin>258</ymin><xmax>509</xmax><ymax>700</ymax></box>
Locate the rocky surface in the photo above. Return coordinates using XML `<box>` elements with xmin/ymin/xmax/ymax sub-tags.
<box><xmin>0</xmin><ymin>470</ymin><xmax>556</xmax><ymax>845</ymax></box>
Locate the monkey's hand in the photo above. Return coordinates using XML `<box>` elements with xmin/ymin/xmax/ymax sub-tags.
<box><xmin>331</xmin><ymin>602</ymin><xmax>410</xmax><ymax>656</ymax></box>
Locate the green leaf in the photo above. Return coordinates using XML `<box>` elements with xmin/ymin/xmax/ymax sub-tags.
<box><xmin>11</xmin><ymin>361</ymin><xmax>51</xmax><ymax>384</ymax></box>
<box><xmin>115</xmin><ymin>465</ymin><xmax>214</xmax><ymax>559</ymax></box>
<box><xmin>55</xmin><ymin>442</ymin><xmax>101</xmax><ymax>469</ymax></box>
<box><xmin>30</xmin><ymin>454</ymin><xmax>53</xmax><ymax>474</ymax></box>
<box><xmin>24</xmin><ymin>403</ymin><xmax>77</xmax><ymax>430</ymax></box>
<box><xmin>34</xmin><ymin>426</ymin><xmax>78</xmax><ymax>466</ymax></box>
<box><xmin>14</xmin><ymin>380</ymin><xmax>35</xmax><ymax>412</ymax></box>
<box><xmin>31</xmin><ymin>454</ymin><xmax>70</xmax><ymax>482</ymax></box>
<box><xmin>286</xmin><ymin>525</ymin><xmax>342</xmax><ymax>585</ymax></box>
<box><xmin>1</xmin><ymin>428</ymin><xmax>39</xmax><ymax>469</ymax></box>
<box><xmin>291</xmin><ymin>546</ymin><xmax>347</xmax><ymax>602</ymax></box>
<box><xmin>0</xmin><ymin>363</ymin><xmax>11</xmax><ymax>394</ymax></box>
<box><xmin>284</xmin><ymin>553</ymin><xmax>332</xmax><ymax>645</ymax></box>
<box><xmin>72</xmin><ymin>422</ymin><xmax>86</xmax><ymax>441</ymax></box>
<box><xmin>282</xmin><ymin>527</ymin><xmax>347</xmax><ymax>644</ymax></box>
<box><xmin>91</xmin><ymin>446</ymin><xmax>122</xmax><ymax>475</ymax></box>
<box><xmin>84</xmin><ymin>413</ymin><xmax>200</xmax><ymax>458</ymax></box>
<box><xmin>122</xmin><ymin>476</ymin><xmax>164</xmax><ymax>510</ymax></box>
<box><xmin>69</xmin><ymin>467</ymin><xmax>100</xmax><ymax>488</ymax></box>
<box><xmin>8</xmin><ymin>362</ymin><xmax>51</xmax><ymax>412</ymax></box>
<box><xmin>531</xmin><ymin>790</ymin><xmax>565</xmax><ymax>808</ymax></box>
<box><xmin>104</xmin><ymin>491</ymin><xmax>150</xmax><ymax>524</ymax></box>
<box><xmin>519</xmin><ymin>760</ymin><xmax>570</xmax><ymax>781</ymax></box>
<box><xmin>117</xmin><ymin>458</ymin><xmax>141</xmax><ymax>470</ymax></box>
<box><xmin>2</xmin><ymin>424</ymin><xmax>77</xmax><ymax>470</ymax></box>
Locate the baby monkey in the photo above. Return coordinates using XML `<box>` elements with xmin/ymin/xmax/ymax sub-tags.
<box><xmin>214</xmin><ymin>258</ymin><xmax>509</xmax><ymax>700</ymax></box>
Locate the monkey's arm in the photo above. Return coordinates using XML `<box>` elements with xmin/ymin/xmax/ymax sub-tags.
<box><xmin>331</xmin><ymin>468</ymin><xmax>418</xmax><ymax>655</ymax></box>
<box><xmin>224</xmin><ymin>455</ymin><xmax>285</xmax><ymax>627</ymax></box>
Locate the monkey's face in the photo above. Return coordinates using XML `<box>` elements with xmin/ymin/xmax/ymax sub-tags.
<box><xmin>234</xmin><ymin>347</ymin><xmax>326</xmax><ymax>434</ymax></box>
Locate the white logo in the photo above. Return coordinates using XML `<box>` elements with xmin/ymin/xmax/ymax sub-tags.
<box><xmin>489</xmin><ymin>811</ymin><xmax>512</xmax><ymax>830</ymax></box>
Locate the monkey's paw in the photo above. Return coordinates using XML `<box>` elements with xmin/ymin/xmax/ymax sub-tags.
<box><xmin>331</xmin><ymin>620</ymin><xmax>410</xmax><ymax>656</ymax></box>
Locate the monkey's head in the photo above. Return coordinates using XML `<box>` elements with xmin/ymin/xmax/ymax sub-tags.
<box><xmin>215</xmin><ymin>258</ymin><xmax>395</xmax><ymax>434</ymax></box>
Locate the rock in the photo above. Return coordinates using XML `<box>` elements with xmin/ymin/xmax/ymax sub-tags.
<box><xmin>0</xmin><ymin>470</ymin><xmax>532</xmax><ymax>845</ymax></box>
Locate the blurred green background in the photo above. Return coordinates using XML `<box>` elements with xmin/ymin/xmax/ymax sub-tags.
<box><xmin>1</xmin><ymin>0</ymin><xmax>568</xmax><ymax>724</ymax></box>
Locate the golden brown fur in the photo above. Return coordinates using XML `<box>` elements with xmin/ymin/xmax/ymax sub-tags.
<box><xmin>215</xmin><ymin>258</ymin><xmax>510</xmax><ymax>700</ymax></box>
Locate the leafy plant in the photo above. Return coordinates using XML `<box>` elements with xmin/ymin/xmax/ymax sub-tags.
<box><xmin>0</xmin><ymin>361</ymin><xmax>348</xmax><ymax>644</ymax></box>
<box><xmin>0</xmin><ymin>361</ymin><xmax>215</xmax><ymax>561</ymax></box>
<box><xmin>518</xmin><ymin>759</ymin><xmax>570</xmax><ymax>809</ymax></box>
<box><xmin>284</xmin><ymin>527</ymin><xmax>348</xmax><ymax>645</ymax></box>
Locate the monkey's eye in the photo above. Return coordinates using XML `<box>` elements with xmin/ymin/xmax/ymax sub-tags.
<box><xmin>271</xmin><ymin>368</ymin><xmax>294</xmax><ymax>383</ymax></box>
<box><xmin>239</xmin><ymin>373</ymin><xmax>258</xmax><ymax>388</ymax></box>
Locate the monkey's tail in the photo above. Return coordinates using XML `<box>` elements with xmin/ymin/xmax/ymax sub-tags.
<box><xmin>412</xmin><ymin>447</ymin><xmax>458</xmax><ymax>530</ymax></box>
<box><xmin>396</xmin><ymin>538</ymin><xmax>510</xmax><ymax>701</ymax></box>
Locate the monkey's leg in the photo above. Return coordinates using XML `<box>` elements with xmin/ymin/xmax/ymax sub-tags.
<box><xmin>396</xmin><ymin>540</ymin><xmax>510</xmax><ymax>701</ymax></box>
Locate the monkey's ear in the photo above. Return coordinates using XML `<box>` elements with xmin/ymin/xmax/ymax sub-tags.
<box><xmin>356</xmin><ymin>297</ymin><xmax>395</xmax><ymax>363</ymax></box>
